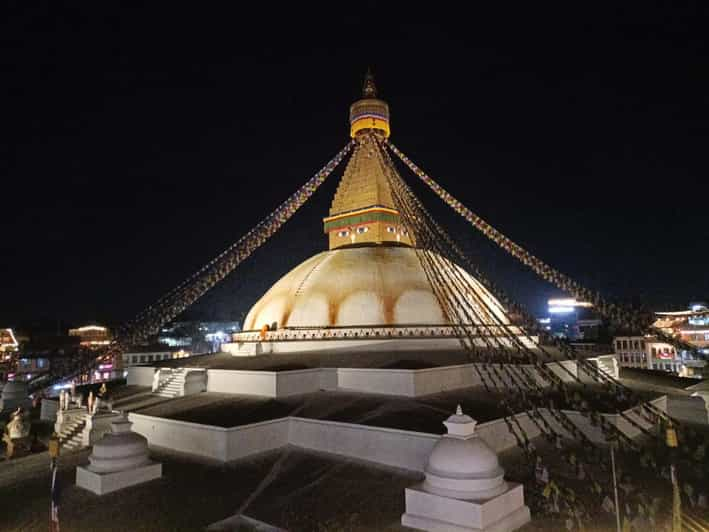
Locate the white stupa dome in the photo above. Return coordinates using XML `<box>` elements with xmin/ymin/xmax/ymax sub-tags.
<box><xmin>1</xmin><ymin>381</ymin><xmax>27</xmax><ymax>400</ymax></box>
<box><xmin>243</xmin><ymin>246</ymin><xmax>510</xmax><ymax>331</ymax></box>
<box><xmin>422</xmin><ymin>406</ymin><xmax>507</xmax><ymax>500</ymax></box>
<box><xmin>86</xmin><ymin>416</ymin><xmax>151</xmax><ymax>473</ymax></box>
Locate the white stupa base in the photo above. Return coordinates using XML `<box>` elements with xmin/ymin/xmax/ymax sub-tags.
<box><xmin>402</xmin><ymin>482</ymin><xmax>531</xmax><ymax>532</ymax></box>
<box><xmin>76</xmin><ymin>461</ymin><xmax>162</xmax><ymax>495</ymax></box>
<box><xmin>0</xmin><ymin>398</ymin><xmax>32</xmax><ymax>413</ymax></box>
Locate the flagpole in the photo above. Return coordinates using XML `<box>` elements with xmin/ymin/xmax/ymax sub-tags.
<box><xmin>610</xmin><ymin>439</ymin><xmax>621</xmax><ymax>532</ymax></box>
<box><xmin>666</xmin><ymin>422</ymin><xmax>681</xmax><ymax>532</ymax></box>
<box><xmin>49</xmin><ymin>432</ymin><xmax>60</xmax><ymax>532</ymax></box>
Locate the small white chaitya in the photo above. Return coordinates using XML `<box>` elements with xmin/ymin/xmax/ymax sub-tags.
<box><xmin>76</xmin><ymin>415</ymin><xmax>161</xmax><ymax>495</ymax></box>
<box><xmin>402</xmin><ymin>405</ymin><xmax>531</xmax><ymax>532</ymax></box>
<box><xmin>0</xmin><ymin>381</ymin><xmax>31</xmax><ymax>412</ymax></box>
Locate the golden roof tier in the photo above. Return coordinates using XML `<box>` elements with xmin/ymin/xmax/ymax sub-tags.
<box><xmin>323</xmin><ymin>73</ymin><xmax>412</xmax><ymax>250</ymax></box>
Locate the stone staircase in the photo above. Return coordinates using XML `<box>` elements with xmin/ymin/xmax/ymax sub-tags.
<box><xmin>595</xmin><ymin>355</ymin><xmax>618</xmax><ymax>379</ymax></box>
<box><xmin>154</xmin><ymin>369</ymin><xmax>187</xmax><ymax>398</ymax></box>
<box><xmin>58</xmin><ymin>414</ymin><xmax>88</xmax><ymax>451</ymax></box>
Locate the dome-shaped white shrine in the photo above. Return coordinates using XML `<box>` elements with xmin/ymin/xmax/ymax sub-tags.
<box><xmin>0</xmin><ymin>381</ymin><xmax>30</xmax><ymax>412</ymax></box>
<box><xmin>423</xmin><ymin>405</ymin><xmax>507</xmax><ymax>500</ymax></box>
<box><xmin>76</xmin><ymin>414</ymin><xmax>162</xmax><ymax>495</ymax></box>
<box><xmin>86</xmin><ymin>416</ymin><xmax>151</xmax><ymax>474</ymax></box>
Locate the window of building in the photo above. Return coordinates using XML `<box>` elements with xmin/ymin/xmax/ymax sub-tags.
<box><xmin>651</xmin><ymin>347</ymin><xmax>657</xmax><ymax>356</ymax></box>
<box><xmin>622</xmin><ymin>340</ymin><xmax>628</xmax><ymax>349</ymax></box>
<box><xmin>37</xmin><ymin>359</ymin><xmax>46</xmax><ymax>368</ymax></box>
<box><xmin>633</xmin><ymin>340</ymin><xmax>639</xmax><ymax>350</ymax></box>
<box><xmin>640</xmin><ymin>340</ymin><xmax>645</xmax><ymax>349</ymax></box>
<box><xmin>616</xmin><ymin>340</ymin><xmax>622</xmax><ymax>350</ymax></box>
<box><xmin>132</xmin><ymin>356</ymin><xmax>139</xmax><ymax>364</ymax></box>
<box><xmin>148</xmin><ymin>355</ymin><xmax>154</xmax><ymax>362</ymax></box>
<box><xmin>140</xmin><ymin>355</ymin><xmax>146</xmax><ymax>363</ymax></box>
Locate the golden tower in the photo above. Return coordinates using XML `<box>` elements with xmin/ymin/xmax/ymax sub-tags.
<box><xmin>323</xmin><ymin>72</ymin><xmax>413</xmax><ymax>250</ymax></box>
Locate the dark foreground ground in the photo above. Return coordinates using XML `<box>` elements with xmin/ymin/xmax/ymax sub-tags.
<box><xmin>1</xmin><ymin>362</ymin><xmax>705</xmax><ymax>530</ymax></box>
<box><xmin>2</xmin><ymin>432</ymin><xmax>707</xmax><ymax>532</ymax></box>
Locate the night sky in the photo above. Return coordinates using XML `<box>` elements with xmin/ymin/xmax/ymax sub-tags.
<box><xmin>2</xmin><ymin>3</ymin><xmax>709</xmax><ymax>331</ymax></box>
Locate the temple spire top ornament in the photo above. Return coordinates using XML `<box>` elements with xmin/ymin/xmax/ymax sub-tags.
<box><xmin>348</xmin><ymin>71</ymin><xmax>391</xmax><ymax>139</ymax></box>
<box><xmin>362</xmin><ymin>68</ymin><xmax>377</xmax><ymax>98</ymax></box>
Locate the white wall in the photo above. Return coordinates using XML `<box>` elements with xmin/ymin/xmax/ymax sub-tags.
<box><xmin>336</xmin><ymin>368</ymin><xmax>416</xmax><ymax>396</ymax></box>
<box><xmin>477</xmin><ymin>414</ymin><xmax>542</xmax><ymax>452</ymax></box>
<box><xmin>183</xmin><ymin>369</ymin><xmax>207</xmax><ymax>396</ymax></box>
<box><xmin>128</xmin><ymin>411</ymin><xmax>556</xmax><ymax>469</ymax></box>
<box><xmin>334</xmin><ymin>363</ymin><xmax>573</xmax><ymax>398</ymax></box>
<box><xmin>206</xmin><ymin>369</ymin><xmax>325</xmax><ymax>397</ymax></box>
<box><xmin>129</xmin><ymin>413</ymin><xmax>231</xmax><ymax>460</ymax></box>
<box><xmin>412</xmin><ymin>364</ymin><xmax>481</xmax><ymax>396</ymax></box>
<box><xmin>275</xmin><ymin>369</ymin><xmax>322</xmax><ymax>397</ymax></box>
<box><xmin>40</xmin><ymin>399</ymin><xmax>59</xmax><ymax>422</ymax></box>
<box><xmin>207</xmin><ymin>369</ymin><xmax>277</xmax><ymax>396</ymax></box>
<box><xmin>288</xmin><ymin>417</ymin><xmax>439</xmax><ymax>471</ymax></box>
<box><xmin>127</xmin><ymin>366</ymin><xmax>156</xmax><ymax>386</ymax></box>
<box><xmin>225</xmin><ymin>418</ymin><xmax>290</xmax><ymax>460</ymax></box>
<box><xmin>193</xmin><ymin>359</ymin><xmax>616</xmax><ymax>400</ymax></box>
<box><xmin>319</xmin><ymin>368</ymin><xmax>338</xmax><ymax>391</ymax></box>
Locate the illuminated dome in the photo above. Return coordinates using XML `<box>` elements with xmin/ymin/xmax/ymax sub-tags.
<box><xmin>243</xmin><ymin>246</ymin><xmax>510</xmax><ymax>331</ymax></box>
<box><xmin>225</xmin><ymin>73</ymin><xmax>533</xmax><ymax>356</ymax></box>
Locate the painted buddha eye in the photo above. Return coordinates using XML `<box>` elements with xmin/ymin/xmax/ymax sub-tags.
<box><xmin>338</xmin><ymin>230</ymin><xmax>350</xmax><ymax>237</ymax></box>
<box><xmin>356</xmin><ymin>226</ymin><xmax>369</xmax><ymax>234</ymax></box>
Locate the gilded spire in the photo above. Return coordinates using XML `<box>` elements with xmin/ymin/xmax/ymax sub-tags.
<box><xmin>323</xmin><ymin>74</ymin><xmax>410</xmax><ymax>250</ymax></box>
<box><xmin>362</xmin><ymin>68</ymin><xmax>377</xmax><ymax>98</ymax></box>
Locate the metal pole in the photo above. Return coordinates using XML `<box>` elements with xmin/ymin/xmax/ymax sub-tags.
<box><xmin>610</xmin><ymin>442</ymin><xmax>622</xmax><ymax>532</ymax></box>
<box><xmin>666</xmin><ymin>422</ymin><xmax>681</xmax><ymax>532</ymax></box>
<box><xmin>48</xmin><ymin>432</ymin><xmax>60</xmax><ymax>532</ymax></box>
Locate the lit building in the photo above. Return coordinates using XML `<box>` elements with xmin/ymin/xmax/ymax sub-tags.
<box><xmin>67</xmin><ymin>325</ymin><xmax>126</xmax><ymax>382</ymax></box>
<box><xmin>13</xmin><ymin>356</ymin><xmax>51</xmax><ymax>381</ymax></box>
<box><xmin>646</xmin><ymin>302</ymin><xmax>709</xmax><ymax>377</ymax></box>
<box><xmin>613</xmin><ymin>335</ymin><xmax>693</xmax><ymax>374</ymax></box>
<box><xmin>158</xmin><ymin>321</ymin><xmax>240</xmax><ymax>351</ymax></box>
<box><xmin>68</xmin><ymin>325</ymin><xmax>112</xmax><ymax>347</ymax></box>
<box><xmin>0</xmin><ymin>328</ymin><xmax>19</xmax><ymax>359</ymax></box>
<box><xmin>539</xmin><ymin>298</ymin><xmax>601</xmax><ymax>341</ymax></box>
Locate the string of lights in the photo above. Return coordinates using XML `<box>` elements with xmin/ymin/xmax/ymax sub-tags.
<box><xmin>384</xmin><ymin>140</ymin><xmax>701</xmax><ymax>360</ymax></box>
<box><xmin>28</xmin><ymin>141</ymin><xmax>354</xmax><ymax>391</ymax></box>
<box><xmin>372</xmin><ymin>133</ymin><xmax>707</xmax><ymax>524</ymax></box>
